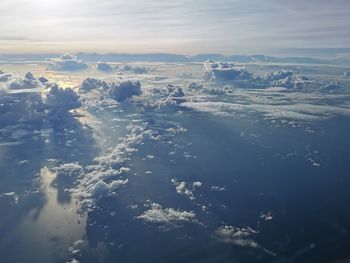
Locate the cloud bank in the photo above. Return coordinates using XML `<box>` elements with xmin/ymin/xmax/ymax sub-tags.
<box><xmin>48</xmin><ymin>55</ymin><xmax>88</xmax><ymax>71</ymax></box>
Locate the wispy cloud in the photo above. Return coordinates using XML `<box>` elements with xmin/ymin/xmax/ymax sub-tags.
<box><xmin>0</xmin><ymin>0</ymin><xmax>349</xmax><ymax>54</ymax></box>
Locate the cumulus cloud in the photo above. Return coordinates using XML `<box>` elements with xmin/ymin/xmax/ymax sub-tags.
<box><xmin>90</xmin><ymin>179</ymin><xmax>128</xmax><ymax>198</ymax></box>
<box><xmin>50</xmin><ymin>162</ymin><xmax>84</xmax><ymax>178</ymax></box>
<box><xmin>48</xmin><ymin>54</ymin><xmax>88</xmax><ymax>71</ymax></box>
<box><xmin>0</xmin><ymin>72</ymin><xmax>44</xmax><ymax>125</ymax></box>
<box><xmin>0</xmin><ymin>71</ymin><xmax>44</xmax><ymax>90</ymax></box>
<box><xmin>202</xmin><ymin>61</ymin><xmax>312</xmax><ymax>90</ymax></box>
<box><xmin>43</xmin><ymin>84</ymin><xmax>81</xmax><ymax>112</ymax></box>
<box><xmin>262</xmin><ymin>71</ymin><xmax>310</xmax><ymax>89</ymax></box>
<box><xmin>109</xmin><ymin>80</ymin><xmax>142</xmax><ymax>102</ymax></box>
<box><xmin>0</xmin><ymin>71</ymin><xmax>83</xmax><ymax>127</ymax></box>
<box><xmin>79</xmin><ymin>78</ymin><xmax>110</xmax><ymax>93</ymax></box>
<box><xmin>214</xmin><ymin>225</ymin><xmax>277</xmax><ymax>256</ymax></box>
<box><xmin>79</xmin><ymin>78</ymin><xmax>143</xmax><ymax>102</ymax></box>
<box><xmin>214</xmin><ymin>225</ymin><xmax>259</xmax><ymax>248</ymax></box>
<box><xmin>203</xmin><ymin>60</ymin><xmax>253</xmax><ymax>81</ymax></box>
<box><xmin>137</xmin><ymin>202</ymin><xmax>197</xmax><ymax>227</ymax></box>
<box><xmin>171</xmin><ymin>179</ymin><xmax>202</xmax><ymax>200</ymax></box>
<box><xmin>96</xmin><ymin>62</ymin><xmax>114</xmax><ymax>72</ymax></box>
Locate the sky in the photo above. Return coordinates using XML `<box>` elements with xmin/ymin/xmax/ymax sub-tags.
<box><xmin>0</xmin><ymin>0</ymin><xmax>349</xmax><ymax>55</ymax></box>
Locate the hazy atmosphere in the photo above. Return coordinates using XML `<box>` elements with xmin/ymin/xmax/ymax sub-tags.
<box><xmin>1</xmin><ymin>1</ymin><xmax>350</xmax><ymax>263</ymax></box>
<box><xmin>1</xmin><ymin>0</ymin><xmax>349</xmax><ymax>54</ymax></box>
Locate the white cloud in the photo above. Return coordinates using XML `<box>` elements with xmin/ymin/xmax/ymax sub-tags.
<box><xmin>48</xmin><ymin>54</ymin><xmax>88</xmax><ymax>71</ymax></box>
<box><xmin>43</xmin><ymin>84</ymin><xmax>81</xmax><ymax>112</ymax></box>
<box><xmin>79</xmin><ymin>78</ymin><xmax>110</xmax><ymax>93</ymax></box>
<box><xmin>50</xmin><ymin>162</ymin><xmax>84</xmax><ymax>178</ymax></box>
<box><xmin>203</xmin><ymin>61</ymin><xmax>311</xmax><ymax>90</ymax></box>
<box><xmin>262</xmin><ymin>71</ymin><xmax>310</xmax><ymax>89</ymax></box>
<box><xmin>171</xmin><ymin>179</ymin><xmax>202</xmax><ymax>200</ymax></box>
<box><xmin>203</xmin><ymin>60</ymin><xmax>253</xmax><ymax>81</ymax></box>
<box><xmin>137</xmin><ymin>202</ymin><xmax>197</xmax><ymax>227</ymax></box>
<box><xmin>214</xmin><ymin>225</ymin><xmax>259</xmax><ymax>248</ymax></box>
<box><xmin>109</xmin><ymin>80</ymin><xmax>142</xmax><ymax>102</ymax></box>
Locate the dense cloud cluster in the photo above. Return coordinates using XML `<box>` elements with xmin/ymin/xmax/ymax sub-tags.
<box><xmin>80</xmin><ymin>78</ymin><xmax>142</xmax><ymax>102</ymax></box>
<box><xmin>262</xmin><ymin>70</ymin><xmax>309</xmax><ymax>89</ymax></box>
<box><xmin>43</xmin><ymin>84</ymin><xmax>81</xmax><ymax>112</ymax></box>
<box><xmin>203</xmin><ymin>61</ymin><xmax>312</xmax><ymax>90</ymax></box>
<box><xmin>80</xmin><ymin>78</ymin><xmax>110</xmax><ymax>93</ymax></box>
<box><xmin>48</xmin><ymin>54</ymin><xmax>88</xmax><ymax>71</ymax></box>
<box><xmin>109</xmin><ymin>80</ymin><xmax>142</xmax><ymax>102</ymax></box>
<box><xmin>203</xmin><ymin>60</ymin><xmax>253</xmax><ymax>81</ymax></box>
<box><xmin>0</xmin><ymin>71</ymin><xmax>81</xmax><ymax>126</ymax></box>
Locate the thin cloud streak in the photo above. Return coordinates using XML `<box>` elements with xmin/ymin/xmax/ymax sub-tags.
<box><xmin>0</xmin><ymin>0</ymin><xmax>349</xmax><ymax>54</ymax></box>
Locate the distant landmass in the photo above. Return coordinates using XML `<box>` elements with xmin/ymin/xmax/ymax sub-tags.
<box><xmin>0</xmin><ymin>51</ymin><xmax>349</xmax><ymax>64</ymax></box>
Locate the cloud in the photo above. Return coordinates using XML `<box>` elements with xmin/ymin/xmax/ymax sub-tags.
<box><xmin>171</xmin><ymin>179</ymin><xmax>202</xmax><ymax>200</ymax></box>
<box><xmin>109</xmin><ymin>80</ymin><xmax>142</xmax><ymax>102</ymax></box>
<box><xmin>203</xmin><ymin>60</ymin><xmax>253</xmax><ymax>81</ymax></box>
<box><xmin>202</xmin><ymin>61</ymin><xmax>312</xmax><ymax>90</ymax></box>
<box><xmin>79</xmin><ymin>78</ymin><xmax>110</xmax><ymax>93</ymax></box>
<box><xmin>262</xmin><ymin>71</ymin><xmax>310</xmax><ymax>89</ymax></box>
<box><xmin>96</xmin><ymin>62</ymin><xmax>114</xmax><ymax>72</ymax></box>
<box><xmin>49</xmin><ymin>162</ymin><xmax>84</xmax><ymax>178</ymax></box>
<box><xmin>137</xmin><ymin>202</ymin><xmax>197</xmax><ymax>227</ymax></box>
<box><xmin>214</xmin><ymin>225</ymin><xmax>277</xmax><ymax>256</ymax></box>
<box><xmin>0</xmin><ymin>72</ymin><xmax>44</xmax><ymax>125</ymax></box>
<box><xmin>214</xmin><ymin>225</ymin><xmax>259</xmax><ymax>248</ymax></box>
<box><xmin>118</xmin><ymin>65</ymin><xmax>149</xmax><ymax>74</ymax></box>
<box><xmin>43</xmin><ymin>84</ymin><xmax>81</xmax><ymax>112</ymax></box>
<box><xmin>181</xmin><ymin>100</ymin><xmax>350</xmax><ymax>121</ymax></box>
<box><xmin>48</xmin><ymin>54</ymin><xmax>88</xmax><ymax>71</ymax></box>
<box><xmin>90</xmin><ymin>179</ymin><xmax>128</xmax><ymax>199</ymax></box>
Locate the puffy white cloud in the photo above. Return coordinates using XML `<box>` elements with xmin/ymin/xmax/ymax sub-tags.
<box><xmin>0</xmin><ymin>72</ymin><xmax>44</xmax><ymax>124</ymax></box>
<box><xmin>214</xmin><ymin>225</ymin><xmax>277</xmax><ymax>256</ymax></box>
<box><xmin>137</xmin><ymin>202</ymin><xmax>197</xmax><ymax>226</ymax></box>
<box><xmin>214</xmin><ymin>225</ymin><xmax>259</xmax><ymax>248</ymax></box>
<box><xmin>0</xmin><ymin>71</ymin><xmax>44</xmax><ymax>90</ymax></box>
<box><xmin>203</xmin><ymin>60</ymin><xmax>253</xmax><ymax>81</ymax></box>
<box><xmin>109</xmin><ymin>80</ymin><xmax>142</xmax><ymax>102</ymax></box>
<box><xmin>90</xmin><ymin>179</ymin><xmax>128</xmax><ymax>199</ymax></box>
<box><xmin>79</xmin><ymin>78</ymin><xmax>142</xmax><ymax>102</ymax></box>
<box><xmin>171</xmin><ymin>179</ymin><xmax>202</xmax><ymax>200</ymax></box>
<box><xmin>50</xmin><ymin>162</ymin><xmax>84</xmax><ymax>178</ymax></box>
<box><xmin>43</xmin><ymin>84</ymin><xmax>81</xmax><ymax>112</ymax></box>
<box><xmin>48</xmin><ymin>54</ymin><xmax>88</xmax><ymax>71</ymax></box>
<box><xmin>96</xmin><ymin>62</ymin><xmax>114</xmax><ymax>72</ymax></box>
<box><xmin>263</xmin><ymin>71</ymin><xmax>310</xmax><ymax>89</ymax></box>
<box><xmin>79</xmin><ymin>78</ymin><xmax>110</xmax><ymax>93</ymax></box>
<box><xmin>203</xmin><ymin>61</ymin><xmax>312</xmax><ymax>90</ymax></box>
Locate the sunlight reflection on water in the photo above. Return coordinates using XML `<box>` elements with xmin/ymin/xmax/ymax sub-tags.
<box><xmin>10</xmin><ymin>167</ymin><xmax>86</xmax><ymax>263</ymax></box>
